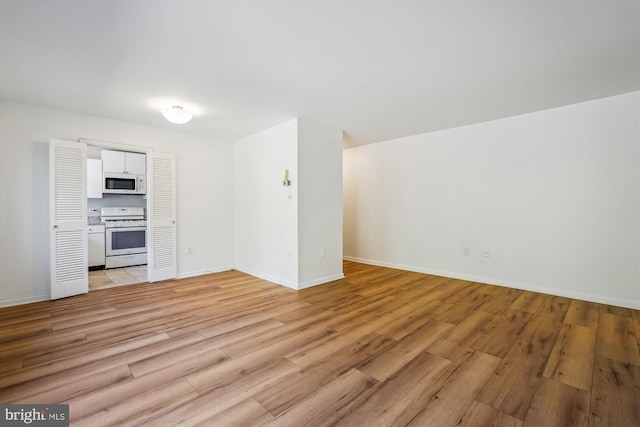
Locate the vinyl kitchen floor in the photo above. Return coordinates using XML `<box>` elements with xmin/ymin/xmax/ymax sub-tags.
<box><xmin>89</xmin><ymin>265</ymin><xmax>148</xmax><ymax>291</ymax></box>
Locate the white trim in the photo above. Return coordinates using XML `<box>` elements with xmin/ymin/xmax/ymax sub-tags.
<box><xmin>180</xmin><ymin>268</ymin><xmax>343</xmax><ymax>290</ymax></box>
<box><xmin>0</xmin><ymin>293</ymin><xmax>49</xmax><ymax>308</ymax></box>
<box><xmin>234</xmin><ymin>269</ymin><xmax>345</xmax><ymax>290</ymax></box>
<box><xmin>78</xmin><ymin>138</ymin><xmax>153</xmax><ymax>154</ymax></box>
<box><xmin>176</xmin><ymin>266</ymin><xmax>235</xmax><ymax>280</ymax></box>
<box><xmin>234</xmin><ymin>267</ymin><xmax>299</xmax><ymax>289</ymax></box>
<box><xmin>298</xmin><ymin>273</ymin><xmax>345</xmax><ymax>289</ymax></box>
<box><xmin>344</xmin><ymin>256</ymin><xmax>640</xmax><ymax>310</ymax></box>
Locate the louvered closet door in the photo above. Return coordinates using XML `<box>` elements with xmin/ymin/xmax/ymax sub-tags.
<box><xmin>147</xmin><ymin>152</ymin><xmax>177</xmax><ymax>282</ymax></box>
<box><xmin>49</xmin><ymin>139</ymin><xmax>88</xmax><ymax>299</ymax></box>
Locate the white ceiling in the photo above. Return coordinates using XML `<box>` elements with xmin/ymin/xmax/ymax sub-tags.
<box><xmin>1</xmin><ymin>0</ymin><xmax>638</xmax><ymax>147</ymax></box>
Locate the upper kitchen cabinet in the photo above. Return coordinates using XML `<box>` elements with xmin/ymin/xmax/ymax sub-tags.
<box><xmin>102</xmin><ymin>150</ymin><xmax>146</xmax><ymax>175</ymax></box>
<box><xmin>87</xmin><ymin>158</ymin><xmax>103</xmax><ymax>198</ymax></box>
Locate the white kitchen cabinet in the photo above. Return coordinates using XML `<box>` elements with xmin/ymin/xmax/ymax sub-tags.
<box><xmin>101</xmin><ymin>150</ymin><xmax>124</xmax><ymax>173</ymax></box>
<box><xmin>102</xmin><ymin>150</ymin><xmax>146</xmax><ymax>175</ymax></box>
<box><xmin>87</xmin><ymin>159</ymin><xmax>103</xmax><ymax>198</ymax></box>
<box><xmin>88</xmin><ymin>224</ymin><xmax>105</xmax><ymax>267</ymax></box>
<box><xmin>125</xmin><ymin>152</ymin><xmax>146</xmax><ymax>175</ymax></box>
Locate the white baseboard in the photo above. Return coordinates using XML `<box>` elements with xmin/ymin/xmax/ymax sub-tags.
<box><xmin>344</xmin><ymin>256</ymin><xmax>640</xmax><ymax>310</ymax></box>
<box><xmin>176</xmin><ymin>265</ymin><xmax>234</xmax><ymax>280</ymax></box>
<box><xmin>233</xmin><ymin>268</ymin><xmax>345</xmax><ymax>290</ymax></box>
<box><xmin>233</xmin><ymin>267</ymin><xmax>299</xmax><ymax>289</ymax></box>
<box><xmin>298</xmin><ymin>273</ymin><xmax>345</xmax><ymax>290</ymax></box>
<box><xmin>0</xmin><ymin>293</ymin><xmax>49</xmax><ymax>308</ymax></box>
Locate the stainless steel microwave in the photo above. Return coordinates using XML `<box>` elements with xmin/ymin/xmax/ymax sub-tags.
<box><xmin>103</xmin><ymin>173</ymin><xmax>147</xmax><ymax>194</ymax></box>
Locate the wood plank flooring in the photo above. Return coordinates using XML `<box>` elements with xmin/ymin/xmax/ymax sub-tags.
<box><xmin>1</xmin><ymin>261</ymin><xmax>639</xmax><ymax>426</ymax></box>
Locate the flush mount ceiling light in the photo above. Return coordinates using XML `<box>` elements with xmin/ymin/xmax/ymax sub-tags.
<box><xmin>161</xmin><ymin>105</ymin><xmax>192</xmax><ymax>124</ymax></box>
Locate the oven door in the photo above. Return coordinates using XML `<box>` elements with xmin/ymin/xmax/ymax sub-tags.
<box><xmin>105</xmin><ymin>227</ymin><xmax>147</xmax><ymax>256</ymax></box>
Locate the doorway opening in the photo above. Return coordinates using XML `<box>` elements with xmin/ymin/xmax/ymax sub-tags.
<box><xmin>86</xmin><ymin>143</ymin><xmax>150</xmax><ymax>290</ymax></box>
<box><xmin>50</xmin><ymin>137</ymin><xmax>176</xmax><ymax>301</ymax></box>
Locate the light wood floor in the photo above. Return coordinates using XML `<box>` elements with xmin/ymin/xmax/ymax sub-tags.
<box><xmin>1</xmin><ymin>261</ymin><xmax>639</xmax><ymax>426</ymax></box>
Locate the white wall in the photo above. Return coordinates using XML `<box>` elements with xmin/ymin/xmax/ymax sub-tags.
<box><xmin>235</xmin><ymin>119</ymin><xmax>299</xmax><ymax>287</ymax></box>
<box><xmin>344</xmin><ymin>92</ymin><xmax>640</xmax><ymax>309</ymax></box>
<box><xmin>297</xmin><ymin>119</ymin><xmax>344</xmax><ymax>287</ymax></box>
<box><xmin>234</xmin><ymin>118</ymin><xmax>344</xmax><ymax>289</ymax></box>
<box><xmin>0</xmin><ymin>100</ymin><xmax>235</xmax><ymax>307</ymax></box>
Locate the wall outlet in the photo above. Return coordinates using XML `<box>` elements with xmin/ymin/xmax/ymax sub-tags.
<box><xmin>320</xmin><ymin>249</ymin><xmax>326</xmax><ymax>257</ymax></box>
<box><xmin>484</xmin><ymin>249</ymin><xmax>490</xmax><ymax>258</ymax></box>
<box><xmin>464</xmin><ymin>248</ymin><xmax>470</xmax><ymax>256</ymax></box>
<box><xmin>187</xmin><ymin>246</ymin><xmax>193</xmax><ymax>255</ymax></box>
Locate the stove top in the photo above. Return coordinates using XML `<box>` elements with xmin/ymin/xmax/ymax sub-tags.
<box><xmin>104</xmin><ymin>219</ymin><xmax>147</xmax><ymax>228</ymax></box>
<box><xmin>100</xmin><ymin>207</ymin><xmax>146</xmax><ymax>227</ymax></box>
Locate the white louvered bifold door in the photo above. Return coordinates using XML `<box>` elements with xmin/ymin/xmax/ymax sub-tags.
<box><xmin>147</xmin><ymin>152</ymin><xmax>177</xmax><ymax>282</ymax></box>
<box><xmin>49</xmin><ymin>139</ymin><xmax>88</xmax><ymax>299</ymax></box>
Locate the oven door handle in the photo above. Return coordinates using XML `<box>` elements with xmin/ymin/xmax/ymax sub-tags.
<box><xmin>106</xmin><ymin>226</ymin><xmax>148</xmax><ymax>232</ymax></box>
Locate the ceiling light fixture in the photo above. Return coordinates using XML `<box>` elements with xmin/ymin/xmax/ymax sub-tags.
<box><xmin>161</xmin><ymin>105</ymin><xmax>192</xmax><ymax>124</ymax></box>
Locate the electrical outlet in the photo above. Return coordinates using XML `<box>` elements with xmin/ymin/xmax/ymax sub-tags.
<box><xmin>187</xmin><ymin>246</ymin><xmax>193</xmax><ymax>255</ymax></box>
<box><xmin>484</xmin><ymin>249</ymin><xmax>490</xmax><ymax>258</ymax></box>
<box><xmin>464</xmin><ymin>248</ymin><xmax>470</xmax><ymax>256</ymax></box>
<box><xmin>320</xmin><ymin>249</ymin><xmax>326</xmax><ymax>257</ymax></box>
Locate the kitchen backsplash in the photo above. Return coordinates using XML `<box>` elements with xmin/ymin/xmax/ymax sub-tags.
<box><xmin>88</xmin><ymin>208</ymin><xmax>101</xmax><ymax>219</ymax></box>
<box><xmin>88</xmin><ymin>194</ymin><xmax>146</xmax><ymax>224</ymax></box>
<box><xmin>87</xmin><ymin>194</ymin><xmax>147</xmax><ymax>211</ymax></box>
